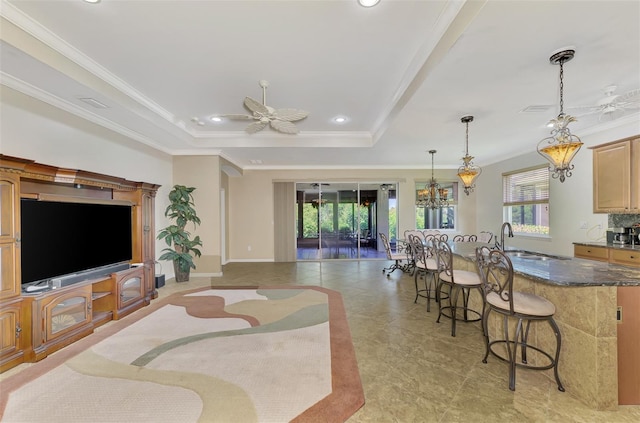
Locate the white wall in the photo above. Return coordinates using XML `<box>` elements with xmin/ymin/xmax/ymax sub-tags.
<box><xmin>474</xmin><ymin>119</ymin><xmax>640</xmax><ymax>256</ymax></box>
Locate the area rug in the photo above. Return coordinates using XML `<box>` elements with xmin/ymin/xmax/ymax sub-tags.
<box><xmin>0</xmin><ymin>286</ymin><xmax>364</xmax><ymax>423</ymax></box>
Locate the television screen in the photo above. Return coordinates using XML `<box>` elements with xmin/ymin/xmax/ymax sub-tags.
<box><xmin>20</xmin><ymin>199</ymin><xmax>133</xmax><ymax>284</ymax></box>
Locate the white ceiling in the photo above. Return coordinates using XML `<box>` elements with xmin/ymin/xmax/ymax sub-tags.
<box><xmin>1</xmin><ymin>0</ymin><xmax>639</xmax><ymax>170</ymax></box>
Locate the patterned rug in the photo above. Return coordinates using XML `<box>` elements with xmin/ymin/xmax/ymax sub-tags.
<box><xmin>0</xmin><ymin>286</ymin><xmax>364</xmax><ymax>422</ymax></box>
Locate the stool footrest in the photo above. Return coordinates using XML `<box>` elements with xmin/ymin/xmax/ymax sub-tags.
<box><xmin>487</xmin><ymin>340</ymin><xmax>556</xmax><ymax>371</ymax></box>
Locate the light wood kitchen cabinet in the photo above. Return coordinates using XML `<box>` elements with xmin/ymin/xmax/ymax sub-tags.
<box><xmin>574</xmin><ymin>244</ymin><xmax>609</xmax><ymax>262</ymax></box>
<box><xmin>610</xmin><ymin>249</ymin><xmax>640</xmax><ymax>267</ymax></box>
<box><xmin>592</xmin><ymin>136</ymin><xmax>640</xmax><ymax>213</ymax></box>
<box><xmin>574</xmin><ymin>244</ymin><xmax>640</xmax><ymax>268</ymax></box>
<box><xmin>618</xmin><ymin>286</ymin><xmax>640</xmax><ymax>405</ymax></box>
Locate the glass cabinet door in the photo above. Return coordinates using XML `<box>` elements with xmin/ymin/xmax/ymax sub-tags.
<box><xmin>46</xmin><ymin>293</ymin><xmax>90</xmax><ymax>339</ymax></box>
<box><xmin>119</xmin><ymin>276</ymin><xmax>142</xmax><ymax>307</ymax></box>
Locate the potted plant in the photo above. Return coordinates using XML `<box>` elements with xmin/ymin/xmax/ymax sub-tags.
<box><xmin>157</xmin><ymin>185</ymin><xmax>203</xmax><ymax>282</ymax></box>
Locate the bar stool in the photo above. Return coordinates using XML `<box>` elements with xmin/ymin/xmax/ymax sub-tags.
<box><xmin>408</xmin><ymin>234</ymin><xmax>438</xmax><ymax>311</ymax></box>
<box><xmin>434</xmin><ymin>240</ymin><xmax>484</xmax><ymax>337</ymax></box>
<box><xmin>475</xmin><ymin>246</ymin><xmax>565</xmax><ymax>392</ymax></box>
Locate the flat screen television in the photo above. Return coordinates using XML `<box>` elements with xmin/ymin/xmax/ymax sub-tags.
<box><xmin>20</xmin><ymin>198</ymin><xmax>133</xmax><ymax>285</ymax></box>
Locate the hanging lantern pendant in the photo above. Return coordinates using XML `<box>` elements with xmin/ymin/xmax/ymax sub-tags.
<box><xmin>537</xmin><ymin>48</ymin><xmax>583</xmax><ymax>183</ymax></box>
<box><xmin>457</xmin><ymin>115</ymin><xmax>482</xmax><ymax>195</ymax></box>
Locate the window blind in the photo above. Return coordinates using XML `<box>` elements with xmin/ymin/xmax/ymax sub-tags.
<box><xmin>503</xmin><ymin>167</ymin><xmax>549</xmax><ymax>206</ymax></box>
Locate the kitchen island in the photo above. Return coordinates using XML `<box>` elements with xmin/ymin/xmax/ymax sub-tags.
<box><xmin>448</xmin><ymin>242</ymin><xmax>640</xmax><ymax>411</ymax></box>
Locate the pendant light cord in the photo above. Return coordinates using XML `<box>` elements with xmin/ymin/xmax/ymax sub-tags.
<box><xmin>559</xmin><ymin>60</ymin><xmax>565</xmax><ymax>115</ymax></box>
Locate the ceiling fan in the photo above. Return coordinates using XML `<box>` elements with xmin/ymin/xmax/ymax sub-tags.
<box><xmin>219</xmin><ymin>80</ymin><xmax>309</xmax><ymax>134</ymax></box>
<box><xmin>568</xmin><ymin>85</ymin><xmax>640</xmax><ymax>122</ymax></box>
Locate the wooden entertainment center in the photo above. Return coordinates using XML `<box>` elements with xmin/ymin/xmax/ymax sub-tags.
<box><xmin>0</xmin><ymin>155</ymin><xmax>160</xmax><ymax>372</ymax></box>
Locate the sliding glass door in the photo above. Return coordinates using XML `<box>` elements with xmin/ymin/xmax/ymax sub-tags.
<box><xmin>295</xmin><ymin>182</ymin><xmax>397</xmax><ymax>260</ymax></box>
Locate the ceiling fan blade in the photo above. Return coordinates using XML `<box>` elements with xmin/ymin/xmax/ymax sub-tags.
<box><xmin>270</xmin><ymin>120</ymin><xmax>299</xmax><ymax>134</ymax></box>
<box><xmin>565</xmin><ymin>105</ymin><xmax>602</xmax><ymax>118</ymax></box>
<box><xmin>219</xmin><ymin>114</ymin><xmax>254</xmax><ymax>120</ymax></box>
<box><xmin>274</xmin><ymin>108</ymin><xmax>309</xmax><ymax>122</ymax></box>
<box><xmin>244</xmin><ymin>96</ymin><xmax>269</xmax><ymax>115</ymax></box>
<box><xmin>620</xmin><ymin>88</ymin><xmax>640</xmax><ymax>103</ymax></box>
<box><xmin>245</xmin><ymin>121</ymin><xmax>268</xmax><ymax>134</ymax></box>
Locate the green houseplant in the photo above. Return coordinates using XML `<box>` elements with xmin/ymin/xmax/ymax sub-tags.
<box><xmin>157</xmin><ymin>185</ymin><xmax>203</xmax><ymax>282</ymax></box>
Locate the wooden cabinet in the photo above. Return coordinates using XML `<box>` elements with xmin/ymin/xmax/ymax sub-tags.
<box><xmin>0</xmin><ymin>156</ymin><xmax>160</xmax><ymax>372</ymax></box>
<box><xmin>592</xmin><ymin>136</ymin><xmax>640</xmax><ymax>213</ymax></box>
<box><xmin>610</xmin><ymin>249</ymin><xmax>640</xmax><ymax>267</ymax></box>
<box><xmin>574</xmin><ymin>244</ymin><xmax>640</xmax><ymax>268</ymax></box>
<box><xmin>29</xmin><ymin>284</ymin><xmax>93</xmax><ymax>361</ymax></box>
<box><xmin>0</xmin><ymin>171</ymin><xmax>25</xmax><ymax>370</ymax></box>
<box><xmin>114</xmin><ymin>183</ymin><xmax>160</xmax><ymax>302</ymax></box>
<box><xmin>574</xmin><ymin>244</ymin><xmax>609</xmax><ymax>262</ymax></box>
<box><xmin>113</xmin><ymin>266</ymin><xmax>145</xmax><ymax>319</ymax></box>
<box><xmin>0</xmin><ymin>171</ymin><xmax>21</xmax><ymax>300</ymax></box>
<box><xmin>618</xmin><ymin>286</ymin><xmax>640</xmax><ymax>405</ymax></box>
<box><xmin>0</xmin><ymin>297</ymin><xmax>26</xmax><ymax>372</ymax></box>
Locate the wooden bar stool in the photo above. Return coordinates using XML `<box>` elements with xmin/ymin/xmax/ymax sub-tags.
<box><xmin>475</xmin><ymin>246</ymin><xmax>565</xmax><ymax>392</ymax></box>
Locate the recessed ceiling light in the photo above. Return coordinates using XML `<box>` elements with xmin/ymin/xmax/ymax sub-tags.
<box><xmin>211</xmin><ymin>116</ymin><xmax>223</xmax><ymax>122</ymax></box>
<box><xmin>358</xmin><ymin>0</ymin><xmax>380</xmax><ymax>7</ymax></box>
<box><xmin>333</xmin><ymin>116</ymin><xmax>349</xmax><ymax>124</ymax></box>
<box><xmin>83</xmin><ymin>0</ymin><xmax>101</xmax><ymax>4</ymax></box>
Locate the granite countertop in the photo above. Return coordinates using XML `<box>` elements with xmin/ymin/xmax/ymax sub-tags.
<box><xmin>572</xmin><ymin>241</ymin><xmax>640</xmax><ymax>251</ymax></box>
<box><xmin>449</xmin><ymin>242</ymin><xmax>640</xmax><ymax>287</ymax></box>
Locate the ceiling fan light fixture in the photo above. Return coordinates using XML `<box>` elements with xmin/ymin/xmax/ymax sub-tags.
<box><xmin>220</xmin><ymin>80</ymin><xmax>308</xmax><ymax>134</ymax></box>
<box><xmin>537</xmin><ymin>48</ymin><xmax>583</xmax><ymax>183</ymax></box>
<box><xmin>457</xmin><ymin>115</ymin><xmax>481</xmax><ymax>195</ymax></box>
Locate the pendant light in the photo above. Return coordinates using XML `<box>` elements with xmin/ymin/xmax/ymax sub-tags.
<box><xmin>416</xmin><ymin>150</ymin><xmax>450</xmax><ymax>209</ymax></box>
<box><xmin>457</xmin><ymin>115</ymin><xmax>481</xmax><ymax>195</ymax></box>
<box><xmin>537</xmin><ymin>48</ymin><xmax>583</xmax><ymax>183</ymax></box>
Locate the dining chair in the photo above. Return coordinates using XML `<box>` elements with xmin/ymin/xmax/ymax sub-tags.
<box><xmin>408</xmin><ymin>234</ymin><xmax>439</xmax><ymax>311</ymax></box>
<box><xmin>477</xmin><ymin>231</ymin><xmax>493</xmax><ymax>244</ymax></box>
<box><xmin>453</xmin><ymin>234</ymin><xmax>478</xmax><ymax>242</ymax></box>
<box><xmin>379</xmin><ymin>232</ymin><xmax>407</xmax><ymax>276</ymax></box>
<box><xmin>434</xmin><ymin>239</ymin><xmax>483</xmax><ymax>337</ymax></box>
<box><xmin>475</xmin><ymin>246</ymin><xmax>564</xmax><ymax>392</ymax></box>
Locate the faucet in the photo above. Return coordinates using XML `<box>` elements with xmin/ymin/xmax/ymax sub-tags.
<box><xmin>495</xmin><ymin>222</ymin><xmax>514</xmax><ymax>251</ymax></box>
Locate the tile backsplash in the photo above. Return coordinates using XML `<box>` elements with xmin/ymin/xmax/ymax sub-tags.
<box><xmin>608</xmin><ymin>213</ymin><xmax>640</xmax><ymax>228</ymax></box>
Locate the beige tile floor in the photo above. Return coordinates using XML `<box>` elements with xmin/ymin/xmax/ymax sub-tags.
<box><xmin>5</xmin><ymin>261</ymin><xmax>640</xmax><ymax>422</ymax></box>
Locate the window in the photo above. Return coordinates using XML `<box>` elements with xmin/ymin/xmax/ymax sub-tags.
<box><xmin>415</xmin><ymin>181</ymin><xmax>458</xmax><ymax>230</ymax></box>
<box><xmin>503</xmin><ymin>166</ymin><xmax>549</xmax><ymax>235</ymax></box>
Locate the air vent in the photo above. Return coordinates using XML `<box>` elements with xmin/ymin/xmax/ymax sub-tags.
<box><xmin>521</xmin><ymin>105</ymin><xmax>553</xmax><ymax>113</ymax></box>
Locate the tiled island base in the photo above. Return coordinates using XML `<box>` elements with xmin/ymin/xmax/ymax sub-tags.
<box><xmin>454</xmin><ymin>256</ymin><xmax>621</xmax><ymax>411</ymax></box>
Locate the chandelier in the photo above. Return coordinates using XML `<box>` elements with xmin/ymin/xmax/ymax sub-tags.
<box><xmin>457</xmin><ymin>115</ymin><xmax>481</xmax><ymax>195</ymax></box>
<box><xmin>416</xmin><ymin>150</ymin><xmax>450</xmax><ymax>209</ymax></box>
<box><xmin>537</xmin><ymin>48</ymin><xmax>583</xmax><ymax>183</ymax></box>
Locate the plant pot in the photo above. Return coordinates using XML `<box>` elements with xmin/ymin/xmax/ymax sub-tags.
<box><xmin>173</xmin><ymin>261</ymin><xmax>190</xmax><ymax>282</ymax></box>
